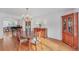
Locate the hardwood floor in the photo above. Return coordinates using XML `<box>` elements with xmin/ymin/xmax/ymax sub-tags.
<box><xmin>0</xmin><ymin>32</ymin><xmax>76</xmax><ymax>51</ymax></box>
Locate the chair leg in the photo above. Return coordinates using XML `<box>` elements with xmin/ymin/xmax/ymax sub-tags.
<box><xmin>28</xmin><ymin>39</ymin><xmax>31</xmax><ymax>51</ymax></box>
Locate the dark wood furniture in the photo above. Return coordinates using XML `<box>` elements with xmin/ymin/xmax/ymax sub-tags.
<box><xmin>25</xmin><ymin>17</ymin><xmax>31</xmax><ymax>38</ymax></box>
<box><xmin>34</xmin><ymin>28</ymin><xmax>47</xmax><ymax>38</ymax></box>
<box><xmin>11</xmin><ymin>26</ymin><xmax>22</xmax><ymax>38</ymax></box>
<box><xmin>62</xmin><ymin>13</ymin><xmax>78</xmax><ymax>49</ymax></box>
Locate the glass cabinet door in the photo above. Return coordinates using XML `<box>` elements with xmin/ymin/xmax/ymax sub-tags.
<box><xmin>63</xmin><ymin>18</ymin><xmax>66</xmax><ymax>32</ymax></box>
<box><xmin>68</xmin><ymin>16</ymin><xmax>73</xmax><ymax>34</ymax></box>
<box><xmin>25</xmin><ymin>21</ymin><xmax>31</xmax><ymax>37</ymax></box>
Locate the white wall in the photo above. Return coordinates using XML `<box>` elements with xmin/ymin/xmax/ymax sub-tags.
<box><xmin>31</xmin><ymin>9</ymin><xmax>76</xmax><ymax>40</ymax></box>
<box><xmin>31</xmin><ymin>12</ymin><xmax>63</xmax><ymax>40</ymax></box>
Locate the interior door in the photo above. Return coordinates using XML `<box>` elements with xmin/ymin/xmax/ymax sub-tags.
<box><xmin>62</xmin><ymin>14</ymin><xmax>74</xmax><ymax>47</ymax></box>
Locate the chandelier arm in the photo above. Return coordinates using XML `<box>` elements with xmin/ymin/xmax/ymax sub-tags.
<box><xmin>26</xmin><ymin>8</ymin><xmax>29</xmax><ymax>15</ymax></box>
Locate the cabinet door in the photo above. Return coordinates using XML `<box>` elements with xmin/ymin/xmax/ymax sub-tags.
<box><xmin>66</xmin><ymin>14</ymin><xmax>74</xmax><ymax>47</ymax></box>
<box><xmin>62</xmin><ymin>16</ymin><xmax>67</xmax><ymax>43</ymax></box>
<box><xmin>25</xmin><ymin>21</ymin><xmax>31</xmax><ymax>37</ymax></box>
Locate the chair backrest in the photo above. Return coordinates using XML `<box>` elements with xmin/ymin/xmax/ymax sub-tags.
<box><xmin>31</xmin><ymin>30</ymin><xmax>40</xmax><ymax>44</ymax></box>
<box><xmin>16</xmin><ymin>28</ymin><xmax>25</xmax><ymax>40</ymax></box>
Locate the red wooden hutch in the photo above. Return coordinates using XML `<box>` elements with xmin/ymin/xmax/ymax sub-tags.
<box><xmin>62</xmin><ymin>12</ymin><xmax>78</xmax><ymax>49</ymax></box>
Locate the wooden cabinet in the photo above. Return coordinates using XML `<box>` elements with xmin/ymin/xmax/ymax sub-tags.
<box><xmin>34</xmin><ymin>28</ymin><xmax>47</xmax><ymax>38</ymax></box>
<box><xmin>25</xmin><ymin>17</ymin><xmax>31</xmax><ymax>38</ymax></box>
<box><xmin>62</xmin><ymin>13</ymin><xmax>78</xmax><ymax>49</ymax></box>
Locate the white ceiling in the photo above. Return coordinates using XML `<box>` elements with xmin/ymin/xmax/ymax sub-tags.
<box><xmin>0</xmin><ymin>8</ymin><xmax>74</xmax><ymax>17</ymax></box>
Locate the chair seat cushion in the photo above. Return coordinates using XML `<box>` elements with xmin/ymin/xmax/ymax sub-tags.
<box><xmin>31</xmin><ymin>37</ymin><xmax>39</xmax><ymax>44</ymax></box>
